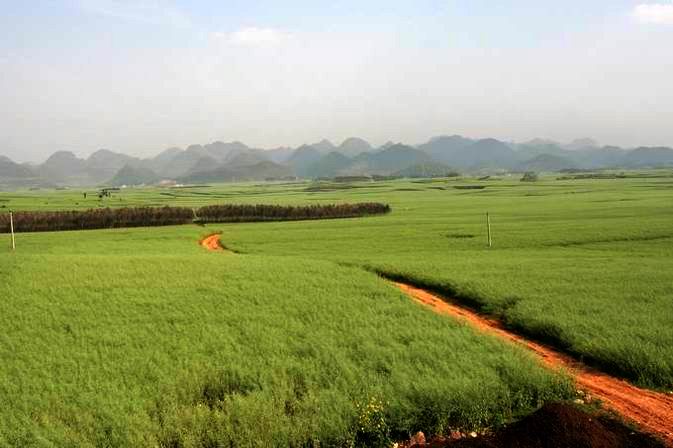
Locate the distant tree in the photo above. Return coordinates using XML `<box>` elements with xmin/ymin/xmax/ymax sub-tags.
<box><xmin>521</xmin><ymin>172</ymin><xmax>539</xmax><ymax>182</ymax></box>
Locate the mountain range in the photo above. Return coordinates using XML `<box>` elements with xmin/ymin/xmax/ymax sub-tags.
<box><xmin>2</xmin><ymin>136</ymin><xmax>673</xmax><ymax>189</ymax></box>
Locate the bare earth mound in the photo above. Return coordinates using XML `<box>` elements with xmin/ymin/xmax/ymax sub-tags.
<box><xmin>200</xmin><ymin>233</ymin><xmax>223</xmax><ymax>251</ymax></box>
<box><xmin>436</xmin><ymin>403</ymin><xmax>664</xmax><ymax>448</ymax></box>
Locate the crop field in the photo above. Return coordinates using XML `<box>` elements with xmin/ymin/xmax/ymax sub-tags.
<box><xmin>1</xmin><ymin>173</ymin><xmax>673</xmax><ymax>446</ymax></box>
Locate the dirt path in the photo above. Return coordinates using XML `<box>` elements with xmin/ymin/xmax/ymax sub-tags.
<box><xmin>200</xmin><ymin>233</ymin><xmax>223</xmax><ymax>251</ymax></box>
<box><xmin>396</xmin><ymin>282</ymin><xmax>673</xmax><ymax>446</ymax></box>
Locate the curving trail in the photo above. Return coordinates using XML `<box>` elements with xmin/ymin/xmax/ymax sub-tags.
<box><xmin>197</xmin><ymin>234</ymin><xmax>673</xmax><ymax>445</ymax></box>
<box><xmin>397</xmin><ymin>282</ymin><xmax>673</xmax><ymax>446</ymax></box>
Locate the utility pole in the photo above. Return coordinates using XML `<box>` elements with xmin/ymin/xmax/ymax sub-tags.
<box><xmin>486</xmin><ymin>212</ymin><xmax>492</xmax><ymax>248</ymax></box>
<box><xmin>9</xmin><ymin>210</ymin><xmax>15</xmax><ymax>251</ymax></box>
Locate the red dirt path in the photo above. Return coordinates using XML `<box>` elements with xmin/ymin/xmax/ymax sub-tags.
<box><xmin>200</xmin><ymin>233</ymin><xmax>223</xmax><ymax>251</ymax></box>
<box><xmin>396</xmin><ymin>282</ymin><xmax>673</xmax><ymax>446</ymax></box>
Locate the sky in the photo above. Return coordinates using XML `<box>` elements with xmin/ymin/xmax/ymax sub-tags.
<box><xmin>1</xmin><ymin>1</ymin><xmax>673</xmax><ymax>162</ymax></box>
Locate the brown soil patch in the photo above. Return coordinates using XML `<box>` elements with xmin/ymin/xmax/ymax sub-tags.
<box><xmin>424</xmin><ymin>402</ymin><xmax>665</xmax><ymax>447</ymax></box>
<box><xmin>200</xmin><ymin>233</ymin><xmax>223</xmax><ymax>251</ymax></box>
<box><xmin>396</xmin><ymin>282</ymin><xmax>673</xmax><ymax>446</ymax></box>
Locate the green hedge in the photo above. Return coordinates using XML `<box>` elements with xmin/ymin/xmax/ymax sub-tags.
<box><xmin>195</xmin><ymin>203</ymin><xmax>390</xmax><ymax>223</ymax></box>
<box><xmin>0</xmin><ymin>203</ymin><xmax>390</xmax><ymax>233</ymax></box>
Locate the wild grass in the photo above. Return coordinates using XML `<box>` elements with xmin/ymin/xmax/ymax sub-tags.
<box><xmin>0</xmin><ymin>236</ymin><xmax>571</xmax><ymax>446</ymax></box>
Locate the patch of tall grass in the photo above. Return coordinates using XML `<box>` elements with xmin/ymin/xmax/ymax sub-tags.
<box><xmin>0</xmin><ymin>249</ymin><xmax>572</xmax><ymax>446</ymax></box>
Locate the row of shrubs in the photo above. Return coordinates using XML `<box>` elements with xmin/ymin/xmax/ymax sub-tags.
<box><xmin>0</xmin><ymin>203</ymin><xmax>390</xmax><ymax>233</ymax></box>
<box><xmin>0</xmin><ymin>207</ymin><xmax>195</xmax><ymax>233</ymax></box>
<box><xmin>195</xmin><ymin>203</ymin><xmax>390</xmax><ymax>223</ymax></box>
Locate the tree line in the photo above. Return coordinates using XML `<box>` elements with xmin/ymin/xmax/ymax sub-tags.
<box><xmin>0</xmin><ymin>203</ymin><xmax>390</xmax><ymax>233</ymax></box>
<box><xmin>195</xmin><ymin>203</ymin><xmax>390</xmax><ymax>223</ymax></box>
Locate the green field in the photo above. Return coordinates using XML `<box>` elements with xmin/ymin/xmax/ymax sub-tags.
<box><xmin>2</xmin><ymin>174</ymin><xmax>673</xmax><ymax>446</ymax></box>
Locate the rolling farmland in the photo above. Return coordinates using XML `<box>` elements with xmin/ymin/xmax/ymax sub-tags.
<box><xmin>1</xmin><ymin>173</ymin><xmax>672</xmax><ymax>446</ymax></box>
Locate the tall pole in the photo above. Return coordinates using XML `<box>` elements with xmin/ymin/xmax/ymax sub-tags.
<box><xmin>486</xmin><ymin>212</ymin><xmax>492</xmax><ymax>248</ymax></box>
<box><xmin>9</xmin><ymin>211</ymin><xmax>15</xmax><ymax>251</ymax></box>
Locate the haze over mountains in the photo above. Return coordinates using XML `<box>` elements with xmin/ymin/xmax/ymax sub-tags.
<box><xmin>2</xmin><ymin>135</ymin><xmax>673</xmax><ymax>189</ymax></box>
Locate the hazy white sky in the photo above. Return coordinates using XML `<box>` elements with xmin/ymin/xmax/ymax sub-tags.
<box><xmin>1</xmin><ymin>0</ymin><xmax>673</xmax><ymax>162</ymax></box>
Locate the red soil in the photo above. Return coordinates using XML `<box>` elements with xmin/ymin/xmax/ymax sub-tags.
<box><xmin>396</xmin><ymin>282</ymin><xmax>673</xmax><ymax>446</ymax></box>
<box><xmin>200</xmin><ymin>233</ymin><xmax>223</xmax><ymax>251</ymax></box>
<box><xmin>425</xmin><ymin>402</ymin><xmax>665</xmax><ymax>447</ymax></box>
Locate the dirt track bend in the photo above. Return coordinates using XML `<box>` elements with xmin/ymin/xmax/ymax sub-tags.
<box><xmin>198</xmin><ymin>234</ymin><xmax>673</xmax><ymax>445</ymax></box>
<box><xmin>200</xmin><ymin>233</ymin><xmax>223</xmax><ymax>251</ymax></box>
<box><xmin>397</xmin><ymin>282</ymin><xmax>673</xmax><ymax>446</ymax></box>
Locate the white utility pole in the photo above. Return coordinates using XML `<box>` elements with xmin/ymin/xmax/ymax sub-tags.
<box><xmin>9</xmin><ymin>211</ymin><xmax>15</xmax><ymax>251</ymax></box>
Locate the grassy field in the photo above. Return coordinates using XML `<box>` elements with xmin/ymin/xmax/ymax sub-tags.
<box><xmin>1</xmin><ymin>173</ymin><xmax>673</xmax><ymax>446</ymax></box>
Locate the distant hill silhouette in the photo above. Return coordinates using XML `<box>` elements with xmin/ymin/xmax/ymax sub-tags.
<box><xmin>622</xmin><ymin>147</ymin><xmax>673</xmax><ymax>167</ymax></box>
<box><xmin>568</xmin><ymin>147</ymin><xmax>626</xmax><ymax>169</ymax></box>
<box><xmin>524</xmin><ymin>138</ymin><xmax>560</xmax><ymax>147</ymax></box>
<box><xmin>565</xmin><ymin>138</ymin><xmax>599</xmax><ymax>151</ymax></box>
<box><xmin>149</xmin><ymin>147</ymin><xmax>182</xmax><ymax>173</ymax></box>
<box><xmin>181</xmin><ymin>161</ymin><xmax>293</xmax><ymax>183</ymax></box>
<box><xmin>311</xmin><ymin>139</ymin><xmax>337</xmax><ymax>153</ymax></box>
<box><xmin>86</xmin><ymin>149</ymin><xmax>137</xmax><ymax>181</ymax></box>
<box><xmin>338</xmin><ymin>137</ymin><xmax>373</xmax><ymax>157</ymax></box>
<box><xmin>265</xmin><ymin>147</ymin><xmax>295</xmax><ymax>163</ymax></box>
<box><xmin>518</xmin><ymin>154</ymin><xmax>578</xmax><ymax>172</ymax></box>
<box><xmin>38</xmin><ymin>151</ymin><xmax>88</xmax><ymax>181</ymax></box>
<box><xmin>225</xmin><ymin>150</ymin><xmax>270</xmax><ymax>168</ymax></box>
<box><xmin>287</xmin><ymin>145</ymin><xmax>323</xmax><ymax>177</ymax></box>
<box><xmin>515</xmin><ymin>143</ymin><xmax>570</xmax><ymax>161</ymax></box>
<box><xmin>185</xmin><ymin>155</ymin><xmax>220</xmax><ymax>176</ymax></box>
<box><xmin>452</xmin><ymin>139</ymin><xmax>517</xmax><ymax>170</ymax></box>
<box><xmin>359</xmin><ymin>144</ymin><xmax>430</xmax><ymax>172</ymax></box>
<box><xmin>308</xmin><ymin>152</ymin><xmax>353</xmax><ymax>178</ymax></box>
<box><xmin>299</xmin><ymin>144</ymin><xmax>434</xmax><ymax>178</ymax></box>
<box><xmin>108</xmin><ymin>164</ymin><xmax>159</xmax><ymax>187</ymax></box>
<box><xmin>378</xmin><ymin>141</ymin><xmax>396</xmax><ymax>151</ymax></box>
<box><xmin>159</xmin><ymin>146</ymin><xmax>209</xmax><ymax>178</ymax></box>
<box><xmin>0</xmin><ymin>156</ymin><xmax>35</xmax><ymax>178</ymax></box>
<box><xmin>417</xmin><ymin>135</ymin><xmax>474</xmax><ymax>164</ymax></box>
<box><xmin>203</xmin><ymin>141</ymin><xmax>249</xmax><ymax>161</ymax></box>
<box><xmin>2</xmin><ymin>135</ymin><xmax>673</xmax><ymax>188</ymax></box>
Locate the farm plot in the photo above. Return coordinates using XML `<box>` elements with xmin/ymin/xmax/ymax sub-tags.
<box><xmin>0</xmin><ymin>228</ymin><xmax>571</xmax><ymax>446</ymax></box>
<box><xmin>1</xmin><ymin>174</ymin><xmax>673</xmax><ymax>445</ymax></box>
<box><xmin>165</xmin><ymin>176</ymin><xmax>673</xmax><ymax>390</ymax></box>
